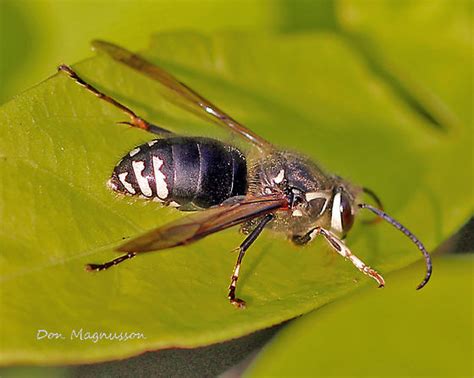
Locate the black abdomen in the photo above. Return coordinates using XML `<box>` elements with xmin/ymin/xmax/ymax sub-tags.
<box><xmin>108</xmin><ymin>137</ymin><xmax>247</xmax><ymax>209</ymax></box>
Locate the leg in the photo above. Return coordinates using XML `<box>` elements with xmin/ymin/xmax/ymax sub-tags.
<box><xmin>85</xmin><ymin>252</ymin><xmax>137</xmax><ymax>272</ymax></box>
<box><xmin>291</xmin><ymin>232</ymin><xmax>313</xmax><ymax>245</ymax></box>
<box><xmin>294</xmin><ymin>227</ymin><xmax>385</xmax><ymax>287</ymax></box>
<box><xmin>58</xmin><ymin>64</ymin><xmax>172</xmax><ymax>136</ymax></box>
<box><xmin>228</xmin><ymin>214</ymin><xmax>274</xmax><ymax>308</ymax></box>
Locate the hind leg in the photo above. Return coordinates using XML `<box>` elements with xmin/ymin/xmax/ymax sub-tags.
<box><xmin>58</xmin><ymin>64</ymin><xmax>172</xmax><ymax>136</ymax></box>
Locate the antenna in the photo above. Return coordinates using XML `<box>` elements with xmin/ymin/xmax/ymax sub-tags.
<box><xmin>358</xmin><ymin>203</ymin><xmax>432</xmax><ymax>289</ymax></box>
<box><xmin>361</xmin><ymin>187</ymin><xmax>384</xmax><ymax>224</ymax></box>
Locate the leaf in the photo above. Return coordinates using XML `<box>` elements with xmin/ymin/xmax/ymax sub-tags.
<box><xmin>337</xmin><ymin>0</ymin><xmax>473</xmax><ymax>128</ymax></box>
<box><xmin>0</xmin><ymin>0</ymin><xmax>280</xmax><ymax>104</ymax></box>
<box><xmin>246</xmin><ymin>254</ymin><xmax>474</xmax><ymax>377</ymax></box>
<box><xmin>0</xmin><ymin>30</ymin><xmax>471</xmax><ymax>365</ymax></box>
<box><xmin>247</xmin><ymin>3</ymin><xmax>474</xmax><ymax>375</ymax></box>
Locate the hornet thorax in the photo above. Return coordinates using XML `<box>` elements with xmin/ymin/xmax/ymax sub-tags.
<box><xmin>248</xmin><ymin>150</ymin><xmax>360</xmax><ymax>237</ymax></box>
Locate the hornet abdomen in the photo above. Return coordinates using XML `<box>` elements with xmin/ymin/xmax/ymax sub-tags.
<box><xmin>108</xmin><ymin>137</ymin><xmax>247</xmax><ymax>210</ymax></box>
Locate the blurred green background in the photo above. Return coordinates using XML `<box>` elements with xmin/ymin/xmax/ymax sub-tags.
<box><xmin>0</xmin><ymin>0</ymin><xmax>472</xmax><ymax>376</ymax></box>
<box><xmin>0</xmin><ymin>0</ymin><xmax>337</xmax><ymax>104</ymax></box>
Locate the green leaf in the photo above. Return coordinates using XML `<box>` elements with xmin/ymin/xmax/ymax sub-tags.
<box><xmin>337</xmin><ymin>0</ymin><xmax>473</xmax><ymax>128</ymax></box>
<box><xmin>0</xmin><ymin>30</ymin><xmax>471</xmax><ymax>365</ymax></box>
<box><xmin>246</xmin><ymin>254</ymin><xmax>474</xmax><ymax>377</ymax></box>
<box><xmin>0</xmin><ymin>0</ymin><xmax>281</xmax><ymax>104</ymax></box>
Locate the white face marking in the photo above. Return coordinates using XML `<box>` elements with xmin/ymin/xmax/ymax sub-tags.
<box><xmin>273</xmin><ymin>169</ymin><xmax>285</xmax><ymax>184</ymax></box>
<box><xmin>132</xmin><ymin>161</ymin><xmax>152</xmax><ymax>197</ymax></box>
<box><xmin>129</xmin><ymin>147</ymin><xmax>140</xmax><ymax>157</ymax></box>
<box><xmin>152</xmin><ymin>156</ymin><xmax>169</xmax><ymax>199</ymax></box>
<box><xmin>331</xmin><ymin>192</ymin><xmax>343</xmax><ymax>233</ymax></box>
<box><xmin>292</xmin><ymin>209</ymin><xmax>303</xmax><ymax>217</ymax></box>
<box><xmin>148</xmin><ymin>140</ymin><xmax>158</xmax><ymax>147</ymax></box>
<box><xmin>118</xmin><ymin>172</ymin><xmax>136</xmax><ymax>194</ymax></box>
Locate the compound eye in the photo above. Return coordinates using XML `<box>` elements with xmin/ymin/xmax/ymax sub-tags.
<box><xmin>340</xmin><ymin>192</ymin><xmax>354</xmax><ymax>232</ymax></box>
<box><xmin>331</xmin><ymin>191</ymin><xmax>354</xmax><ymax>233</ymax></box>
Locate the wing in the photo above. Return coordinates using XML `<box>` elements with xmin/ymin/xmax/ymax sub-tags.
<box><xmin>92</xmin><ymin>40</ymin><xmax>273</xmax><ymax>152</ymax></box>
<box><xmin>117</xmin><ymin>195</ymin><xmax>288</xmax><ymax>253</ymax></box>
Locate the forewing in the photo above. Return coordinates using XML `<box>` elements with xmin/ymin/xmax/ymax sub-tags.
<box><xmin>117</xmin><ymin>195</ymin><xmax>288</xmax><ymax>253</ymax></box>
<box><xmin>92</xmin><ymin>40</ymin><xmax>273</xmax><ymax>151</ymax></box>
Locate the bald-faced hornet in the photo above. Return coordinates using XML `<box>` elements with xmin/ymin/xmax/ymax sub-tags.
<box><xmin>59</xmin><ymin>41</ymin><xmax>432</xmax><ymax>308</ymax></box>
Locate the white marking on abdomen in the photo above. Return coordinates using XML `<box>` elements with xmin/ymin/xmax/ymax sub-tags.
<box><xmin>129</xmin><ymin>147</ymin><xmax>140</xmax><ymax>157</ymax></box>
<box><xmin>107</xmin><ymin>178</ymin><xmax>118</xmax><ymax>191</ymax></box>
<box><xmin>132</xmin><ymin>161</ymin><xmax>152</xmax><ymax>197</ymax></box>
<box><xmin>118</xmin><ymin>172</ymin><xmax>136</xmax><ymax>194</ymax></box>
<box><xmin>148</xmin><ymin>140</ymin><xmax>158</xmax><ymax>147</ymax></box>
<box><xmin>152</xmin><ymin>156</ymin><xmax>169</xmax><ymax>199</ymax></box>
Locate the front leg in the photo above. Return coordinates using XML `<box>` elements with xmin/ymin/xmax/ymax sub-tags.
<box><xmin>292</xmin><ymin>227</ymin><xmax>385</xmax><ymax>287</ymax></box>
<box><xmin>291</xmin><ymin>231</ymin><xmax>313</xmax><ymax>245</ymax></box>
